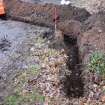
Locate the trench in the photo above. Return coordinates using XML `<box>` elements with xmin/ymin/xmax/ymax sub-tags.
<box><xmin>62</xmin><ymin>34</ymin><xmax>84</xmax><ymax>98</ymax></box>
<box><xmin>0</xmin><ymin>3</ymin><xmax>85</xmax><ymax>98</ymax></box>
<box><xmin>0</xmin><ymin>23</ymin><xmax>84</xmax><ymax>104</ymax></box>
<box><xmin>43</xmin><ymin>30</ymin><xmax>84</xmax><ymax>98</ymax></box>
<box><xmin>0</xmin><ymin>19</ymin><xmax>84</xmax><ymax>99</ymax></box>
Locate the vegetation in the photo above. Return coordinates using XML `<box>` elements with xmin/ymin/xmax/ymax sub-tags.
<box><xmin>5</xmin><ymin>90</ymin><xmax>45</xmax><ymax>105</ymax></box>
<box><xmin>88</xmin><ymin>51</ymin><xmax>105</xmax><ymax>76</ymax></box>
<box><xmin>4</xmin><ymin>64</ymin><xmax>45</xmax><ymax>105</ymax></box>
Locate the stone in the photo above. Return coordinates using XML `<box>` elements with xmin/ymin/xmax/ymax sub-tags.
<box><xmin>101</xmin><ymin>95</ymin><xmax>105</xmax><ymax>102</ymax></box>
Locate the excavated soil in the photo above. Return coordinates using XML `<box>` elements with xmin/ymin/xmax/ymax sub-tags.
<box><xmin>4</xmin><ymin>0</ymin><xmax>90</xmax><ymax>28</ymax></box>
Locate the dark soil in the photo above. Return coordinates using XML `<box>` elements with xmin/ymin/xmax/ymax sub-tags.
<box><xmin>62</xmin><ymin>34</ymin><xmax>84</xmax><ymax>98</ymax></box>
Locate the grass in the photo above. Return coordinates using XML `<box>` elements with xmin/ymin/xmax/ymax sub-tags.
<box><xmin>4</xmin><ymin>64</ymin><xmax>45</xmax><ymax>105</ymax></box>
<box><xmin>5</xmin><ymin>91</ymin><xmax>45</xmax><ymax>105</ymax></box>
<box><xmin>88</xmin><ymin>51</ymin><xmax>105</xmax><ymax>76</ymax></box>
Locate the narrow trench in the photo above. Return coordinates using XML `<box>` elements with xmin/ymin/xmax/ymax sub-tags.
<box><xmin>45</xmin><ymin>30</ymin><xmax>84</xmax><ymax>98</ymax></box>
<box><xmin>62</xmin><ymin>34</ymin><xmax>84</xmax><ymax>98</ymax></box>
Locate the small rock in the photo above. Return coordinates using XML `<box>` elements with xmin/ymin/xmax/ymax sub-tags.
<box><xmin>98</xmin><ymin>29</ymin><xmax>102</xmax><ymax>33</ymax></box>
<box><xmin>41</xmin><ymin>63</ymin><xmax>46</xmax><ymax>68</ymax></box>
<box><xmin>79</xmin><ymin>101</ymin><xmax>84</xmax><ymax>105</ymax></box>
<box><xmin>93</xmin><ymin>84</ymin><xmax>98</xmax><ymax>88</ymax></box>
<box><xmin>89</xmin><ymin>91</ymin><xmax>94</xmax><ymax>98</ymax></box>
<box><xmin>101</xmin><ymin>95</ymin><xmax>105</xmax><ymax>102</ymax></box>
<box><xmin>102</xmin><ymin>86</ymin><xmax>105</xmax><ymax>90</ymax></box>
<box><xmin>30</xmin><ymin>47</ymin><xmax>35</xmax><ymax>52</ymax></box>
<box><xmin>84</xmin><ymin>103</ymin><xmax>88</xmax><ymax>105</ymax></box>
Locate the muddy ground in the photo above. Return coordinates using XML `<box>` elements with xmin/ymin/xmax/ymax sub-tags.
<box><xmin>1</xmin><ymin>0</ymin><xmax>105</xmax><ymax>105</ymax></box>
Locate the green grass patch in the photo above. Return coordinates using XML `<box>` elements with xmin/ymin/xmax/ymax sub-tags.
<box><xmin>4</xmin><ymin>64</ymin><xmax>45</xmax><ymax>105</ymax></box>
<box><xmin>88</xmin><ymin>51</ymin><xmax>105</xmax><ymax>76</ymax></box>
<box><xmin>5</xmin><ymin>91</ymin><xmax>45</xmax><ymax>105</ymax></box>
